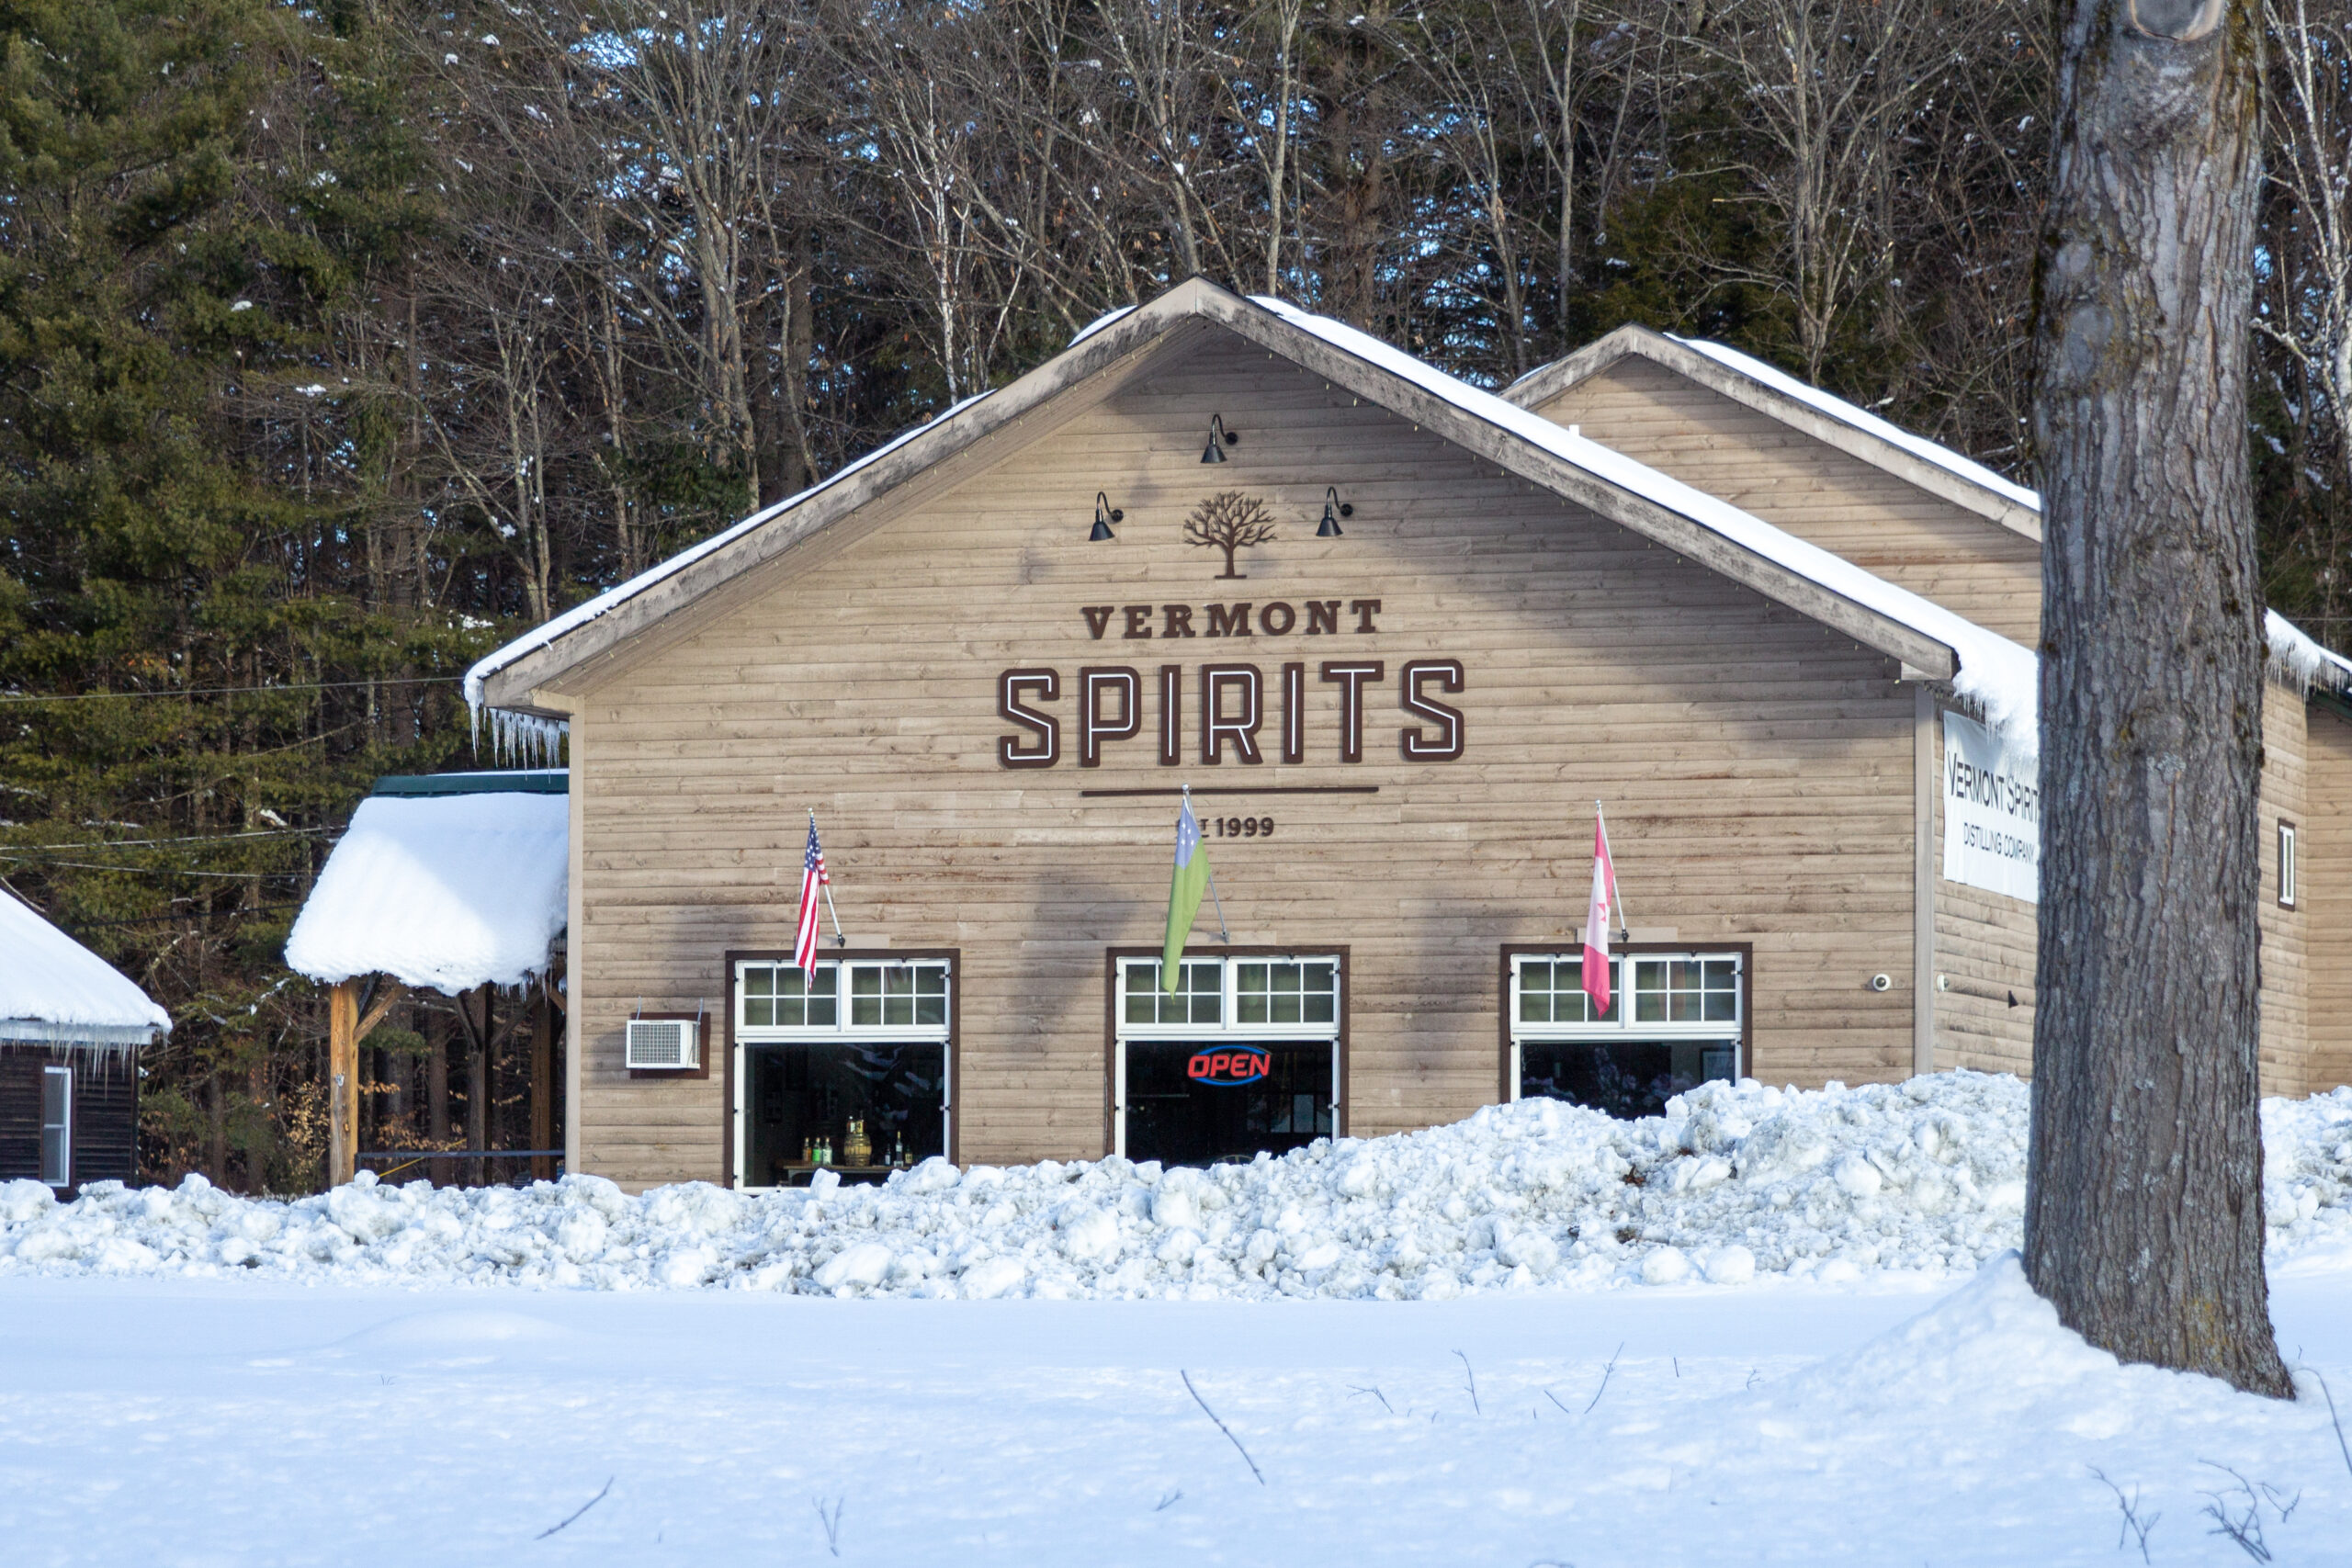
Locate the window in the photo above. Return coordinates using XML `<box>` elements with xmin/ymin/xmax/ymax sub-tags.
<box><xmin>736</xmin><ymin>960</ymin><xmax>951</xmax><ymax>1039</ymax></box>
<box><xmin>734</xmin><ymin>958</ymin><xmax>954</xmax><ymax>1190</ymax></box>
<box><xmin>40</xmin><ymin>1066</ymin><xmax>71</xmax><ymax>1188</ymax></box>
<box><xmin>1114</xmin><ymin>953</ymin><xmax>1342</xmax><ymax>1165</ymax></box>
<box><xmin>2279</xmin><ymin>821</ymin><xmax>2298</xmax><ymax>908</ymax></box>
<box><xmin>1509</xmin><ymin>951</ymin><xmax>1744</xmax><ymax>1120</ymax></box>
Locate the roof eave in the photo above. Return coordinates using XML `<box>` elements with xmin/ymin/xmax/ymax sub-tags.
<box><xmin>1504</xmin><ymin>326</ymin><xmax>2042</xmax><ymax>545</ymax></box>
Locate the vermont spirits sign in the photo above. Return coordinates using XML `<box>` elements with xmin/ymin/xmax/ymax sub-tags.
<box><xmin>996</xmin><ymin>602</ymin><xmax>1465</xmax><ymax>769</ymax></box>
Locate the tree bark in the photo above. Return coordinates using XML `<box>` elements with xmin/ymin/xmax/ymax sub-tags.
<box><xmin>2026</xmin><ymin>0</ymin><xmax>2291</xmax><ymax>1397</ymax></box>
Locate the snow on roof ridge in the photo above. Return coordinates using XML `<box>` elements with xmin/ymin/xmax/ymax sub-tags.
<box><xmin>1250</xmin><ymin>297</ymin><xmax>2041</xmax><ymax>749</ymax></box>
<box><xmin>464</xmin><ymin>391</ymin><xmax>996</xmax><ymax>714</ymax></box>
<box><xmin>1666</xmin><ymin>335</ymin><xmax>2044</xmax><ymax>514</ymax></box>
<box><xmin>0</xmin><ymin>886</ymin><xmax>171</xmax><ymax>1036</ymax></box>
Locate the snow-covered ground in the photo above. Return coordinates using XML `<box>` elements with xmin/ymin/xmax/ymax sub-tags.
<box><xmin>6</xmin><ymin>1074</ymin><xmax>2352</xmax><ymax>1563</ymax></box>
<box><xmin>4</xmin><ymin>1258</ymin><xmax>2350</xmax><ymax>1564</ymax></box>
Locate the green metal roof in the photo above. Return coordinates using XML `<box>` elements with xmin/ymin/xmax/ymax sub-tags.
<box><xmin>369</xmin><ymin>770</ymin><xmax>570</xmax><ymax>798</ymax></box>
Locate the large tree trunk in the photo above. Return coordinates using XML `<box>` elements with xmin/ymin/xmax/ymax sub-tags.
<box><xmin>2026</xmin><ymin>0</ymin><xmax>2291</xmax><ymax>1397</ymax></box>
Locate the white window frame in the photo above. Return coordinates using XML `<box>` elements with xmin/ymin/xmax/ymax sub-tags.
<box><xmin>1111</xmin><ymin>954</ymin><xmax>1342</xmax><ymax>1158</ymax></box>
<box><xmin>2279</xmin><ymin>820</ymin><xmax>2298</xmax><ymax>908</ymax></box>
<box><xmin>1507</xmin><ymin>951</ymin><xmax>1746</xmax><ymax>1102</ymax></box>
<box><xmin>40</xmin><ymin>1064</ymin><xmax>72</xmax><ymax>1189</ymax></box>
<box><xmin>731</xmin><ymin>958</ymin><xmax>955</xmax><ymax>1192</ymax></box>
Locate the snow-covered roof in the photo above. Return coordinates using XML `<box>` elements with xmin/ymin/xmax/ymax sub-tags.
<box><xmin>469</xmin><ymin>282</ymin><xmax>2052</xmax><ymax>746</ymax></box>
<box><xmin>1248</xmin><ymin>298</ymin><xmax>2041</xmax><ymax>743</ymax></box>
<box><xmin>1668</xmin><ymin>336</ymin><xmax>2044</xmax><ymax>514</ymax></box>
<box><xmin>284</xmin><ymin>787</ymin><xmax>569</xmax><ymax>993</ymax></box>
<box><xmin>0</xmin><ymin>889</ymin><xmax>171</xmax><ymax>1045</ymax></box>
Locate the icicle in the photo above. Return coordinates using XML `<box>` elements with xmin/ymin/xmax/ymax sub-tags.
<box><xmin>479</xmin><ymin>708</ymin><xmax>569</xmax><ymax>767</ymax></box>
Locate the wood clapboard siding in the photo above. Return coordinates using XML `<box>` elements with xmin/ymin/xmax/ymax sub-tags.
<box><xmin>1927</xmin><ymin>706</ymin><xmax>2038</xmax><ymax>1075</ymax></box>
<box><xmin>2306</xmin><ymin>703</ymin><xmax>2352</xmax><ymax>1093</ymax></box>
<box><xmin>0</xmin><ymin>1045</ymin><xmax>138</xmax><ymax>1190</ymax></box>
<box><xmin>1927</xmin><ymin>684</ymin><xmax>2313</xmax><ymax>1092</ymax></box>
<box><xmin>1525</xmin><ymin>358</ymin><xmax>2043</xmax><ymax>644</ymax></box>
<box><xmin>2257</xmin><ymin>686</ymin><xmax>2311</xmax><ymax>1098</ymax></box>
<box><xmin>567</xmin><ymin>333</ymin><xmax>1924</xmax><ymax>1188</ymax></box>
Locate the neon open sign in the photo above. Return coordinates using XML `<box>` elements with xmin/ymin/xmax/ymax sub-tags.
<box><xmin>1187</xmin><ymin>1049</ymin><xmax>1271</xmax><ymax>1086</ymax></box>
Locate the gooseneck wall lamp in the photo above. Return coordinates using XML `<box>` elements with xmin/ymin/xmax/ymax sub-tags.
<box><xmin>1318</xmin><ymin>486</ymin><xmax>1352</xmax><ymax>538</ymax></box>
<box><xmin>1090</xmin><ymin>491</ymin><xmax>1124</xmax><ymax>542</ymax></box>
<box><xmin>1201</xmin><ymin>413</ymin><xmax>1237</xmax><ymax>463</ymax></box>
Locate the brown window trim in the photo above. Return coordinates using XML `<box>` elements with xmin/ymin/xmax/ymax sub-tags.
<box><xmin>627</xmin><ymin>1011</ymin><xmax>712</xmax><ymax>1081</ymax></box>
<box><xmin>1496</xmin><ymin>942</ymin><xmax>1756</xmax><ymax>1104</ymax></box>
<box><xmin>1102</xmin><ymin>945</ymin><xmax>1351</xmax><ymax>1158</ymax></box>
<box><xmin>721</xmin><ymin>948</ymin><xmax>962</xmax><ymax>1190</ymax></box>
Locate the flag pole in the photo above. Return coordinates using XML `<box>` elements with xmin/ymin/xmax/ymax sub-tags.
<box><xmin>812</xmin><ymin>808</ymin><xmax>845</xmax><ymax>946</ymax></box>
<box><xmin>1598</xmin><ymin>798</ymin><xmax>1628</xmax><ymax>942</ymax></box>
<box><xmin>1185</xmin><ymin>784</ymin><xmax>1232</xmax><ymax>943</ymax></box>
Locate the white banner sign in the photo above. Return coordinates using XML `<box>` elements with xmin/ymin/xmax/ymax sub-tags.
<box><xmin>1941</xmin><ymin>711</ymin><xmax>2039</xmax><ymax>903</ymax></box>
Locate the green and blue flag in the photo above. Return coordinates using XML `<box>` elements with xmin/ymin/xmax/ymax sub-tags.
<box><xmin>1160</xmin><ymin>795</ymin><xmax>1212</xmax><ymax>991</ymax></box>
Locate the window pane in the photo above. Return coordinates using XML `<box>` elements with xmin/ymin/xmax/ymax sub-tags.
<box><xmin>1303</xmin><ymin>987</ymin><xmax>1334</xmax><ymax>1025</ymax></box>
<box><xmin>745</xmin><ymin>998</ymin><xmax>774</xmax><ymax>1027</ymax></box>
<box><xmin>745</xmin><ymin>968</ymin><xmax>774</xmax><ymax>998</ymax></box>
<box><xmin>916</xmin><ymin>989</ymin><xmax>946</xmax><ymax>1027</ymax></box>
<box><xmin>1236</xmin><ymin>963</ymin><xmax>1267</xmax><ymax>1024</ymax></box>
<box><xmin>1183</xmin><ymin>962</ymin><xmax>1222</xmax><ymax>1023</ymax></box>
<box><xmin>1633</xmin><ymin>960</ymin><xmax>1666</xmax><ymax>1023</ymax></box>
<box><xmin>808</xmin><ymin>980</ymin><xmax>837</xmax><ymax>1027</ymax></box>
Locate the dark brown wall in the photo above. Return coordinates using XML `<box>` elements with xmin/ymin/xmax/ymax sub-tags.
<box><xmin>0</xmin><ymin>1045</ymin><xmax>140</xmax><ymax>1192</ymax></box>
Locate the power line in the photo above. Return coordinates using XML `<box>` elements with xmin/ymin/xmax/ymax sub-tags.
<box><xmin>0</xmin><ymin>676</ymin><xmax>462</xmax><ymax>705</ymax></box>
<box><xmin>0</xmin><ymin>853</ymin><xmax>292</xmax><ymax>879</ymax></box>
<box><xmin>1</xmin><ymin>827</ymin><xmax>333</xmax><ymax>850</ymax></box>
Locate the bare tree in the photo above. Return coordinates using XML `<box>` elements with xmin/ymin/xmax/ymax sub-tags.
<box><xmin>2026</xmin><ymin>0</ymin><xmax>2293</xmax><ymax>1397</ymax></box>
<box><xmin>1183</xmin><ymin>491</ymin><xmax>1277</xmax><ymax>578</ymax></box>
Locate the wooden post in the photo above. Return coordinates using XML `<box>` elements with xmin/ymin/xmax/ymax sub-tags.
<box><xmin>328</xmin><ymin>979</ymin><xmax>358</xmax><ymax>1189</ymax></box>
<box><xmin>531</xmin><ymin>975</ymin><xmax>556</xmax><ymax>1182</ymax></box>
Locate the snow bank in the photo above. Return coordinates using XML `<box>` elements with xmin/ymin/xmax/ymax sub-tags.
<box><xmin>7</xmin><ymin>1074</ymin><xmax>2348</xmax><ymax>1300</ymax></box>
<box><xmin>283</xmin><ymin>793</ymin><xmax>568</xmax><ymax>992</ymax></box>
<box><xmin>0</xmin><ymin>888</ymin><xmax>170</xmax><ymax>1040</ymax></box>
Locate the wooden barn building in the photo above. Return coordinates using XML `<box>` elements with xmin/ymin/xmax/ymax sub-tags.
<box><xmin>1</xmin><ymin>886</ymin><xmax>171</xmax><ymax>1193</ymax></box>
<box><xmin>463</xmin><ymin>278</ymin><xmax>2352</xmax><ymax>1192</ymax></box>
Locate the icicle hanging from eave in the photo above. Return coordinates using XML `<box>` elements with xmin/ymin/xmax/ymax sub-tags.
<box><xmin>467</xmin><ymin>700</ymin><xmax>569</xmax><ymax>768</ymax></box>
<box><xmin>2264</xmin><ymin>609</ymin><xmax>2352</xmax><ymax>698</ymax></box>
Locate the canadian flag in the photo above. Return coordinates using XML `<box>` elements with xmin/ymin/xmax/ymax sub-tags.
<box><xmin>1583</xmin><ymin>807</ymin><xmax>1622</xmax><ymax>1014</ymax></box>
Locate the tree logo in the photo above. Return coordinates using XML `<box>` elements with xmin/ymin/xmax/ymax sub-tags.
<box><xmin>1183</xmin><ymin>491</ymin><xmax>1276</xmax><ymax>580</ymax></box>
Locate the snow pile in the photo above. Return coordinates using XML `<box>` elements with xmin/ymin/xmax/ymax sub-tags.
<box><xmin>6</xmin><ymin>1074</ymin><xmax>2348</xmax><ymax>1299</ymax></box>
<box><xmin>0</xmin><ymin>887</ymin><xmax>171</xmax><ymax>1042</ymax></box>
<box><xmin>283</xmin><ymin>792</ymin><xmax>569</xmax><ymax>991</ymax></box>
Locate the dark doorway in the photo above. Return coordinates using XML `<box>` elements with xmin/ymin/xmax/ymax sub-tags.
<box><xmin>1519</xmin><ymin>1041</ymin><xmax>1736</xmax><ymax>1121</ymax></box>
<box><xmin>1124</xmin><ymin>1039</ymin><xmax>1333</xmax><ymax>1166</ymax></box>
<box><xmin>744</xmin><ymin>1042</ymin><xmax>945</xmax><ymax>1187</ymax></box>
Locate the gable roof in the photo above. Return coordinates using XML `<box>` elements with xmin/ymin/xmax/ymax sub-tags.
<box><xmin>467</xmin><ymin>278</ymin><xmax>2045</xmax><ymax>745</ymax></box>
<box><xmin>1502</xmin><ymin>324</ymin><xmax>2044</xmax><ymax>541</ymax></box>
<box><xmin>1502</xmin><ymin>322</ymin><xmax>2352</xmax><ymax>700</ymax></box>
<box><xmin>0</xmin><ymin>888</ymin><xmax>171</xmax><ymax>1046</ymax></box>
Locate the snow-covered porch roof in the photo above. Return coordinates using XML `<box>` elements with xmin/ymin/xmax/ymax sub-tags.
<box><xmin>284</xmin><ymin>773</ymin><xmax>569</xmax><ymax>996</ymax></box>
<box><xmin>0</xmin><ymin>888</ymin><xmax>172</xmax><ymax>1050</ymax></box>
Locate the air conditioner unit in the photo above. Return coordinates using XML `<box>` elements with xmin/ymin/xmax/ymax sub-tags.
<box><xmin>625</xmin><ymin>1018</ymin><xmax>698</xmax><ymax>1070</ymax></box>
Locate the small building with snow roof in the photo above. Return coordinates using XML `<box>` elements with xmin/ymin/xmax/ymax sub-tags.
<box><xmin>285</xmin><ymin>771</ymin><xmax>569</xmax><ymax>1186</ymax></box>
<box><xmin>456</xmin><ymin>276</ymin><xmax>2352</xmax><ymax>1193</ymax></box>
<box><xmin>0</xmin><ymin>887</ymin><xmax>171</xmax><ymax>1192</ymax></box>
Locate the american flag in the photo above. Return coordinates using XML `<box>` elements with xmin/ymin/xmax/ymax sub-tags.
<box><xmin>794</xmin><ymin>814</ymin><xmax>831</xmax><ymax>972</ymax></box>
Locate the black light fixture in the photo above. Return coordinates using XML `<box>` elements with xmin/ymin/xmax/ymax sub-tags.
<box><xmin>1201</xmin><ymin>413</ymin><xmax>1236</xmax><ymax>463</ymax></box>
<box><xmin>1090</xmin><ymin>491</ymin><xmax>1124</xmax><ymax>542</ymax></box>
<box><xmin>1317</xmin><ymin>485</ymin><xmax>1352</xmax><ymax>538</ymax></box>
